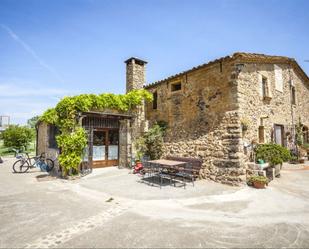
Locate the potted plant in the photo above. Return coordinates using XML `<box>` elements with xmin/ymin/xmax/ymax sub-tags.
<box><xmin>134</xmin><ymin>136</ymin><xmax>147</xmax><ymax>168</ymax></box>
<box><xmin>249</xmin><ymin>175</ymin><xmax>268</xmax><ymax>189</ymax></box>
<box><xmin>290</xmin><ymin>155</ymin><xmax>298</xmax><ymax>164</ymax></box>
<box><xmin>255</xmin><ymin>143</ymin><xmax>291</xmax><ymax>177</ymax></box>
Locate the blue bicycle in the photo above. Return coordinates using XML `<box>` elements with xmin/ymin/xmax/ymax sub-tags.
<box><xmin>12</xmin><ymin>151</ymin><xmax>54</xmax><ymax>173</ymax></box>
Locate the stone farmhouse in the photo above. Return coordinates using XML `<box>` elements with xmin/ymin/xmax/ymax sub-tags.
<box><xmin>37</xmin><ymin>52</ymin><xmax>309</xmax><ymax>185</ymax></box>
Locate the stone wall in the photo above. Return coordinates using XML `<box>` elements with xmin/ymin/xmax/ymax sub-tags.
<box><xmin>236</xmin><ymin>62</ymin><xmax>309</xmax><ymax>161</ymax></box>
<box><xmin>119</xmin><ymin>119</ymin><xmax>132</xmax><ymax>167</ymax></box>
<box><xmin>36</xmin><ymin>122</ymin><xmax>60</xmax><ymax>172</ymax></box>
<box><xmin>145</xmin><ymin>60</ymin><xmax>246</xmax><ymax>185</ymax></box>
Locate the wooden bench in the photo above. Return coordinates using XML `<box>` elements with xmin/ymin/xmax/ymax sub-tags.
<box><xmin>165</xmin><ymin>156</ymin><xmax>203</xmax><ymax>187</ymax></box>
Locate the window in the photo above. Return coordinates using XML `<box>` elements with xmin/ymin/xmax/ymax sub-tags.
<box><xmin>291</xmin><ymin>86</ymin><xmax>296</xmax><ymax>105</ymax></box>
<box><xmin>48</xmin><ymin>125</ymin><xmax>59</xmax><ymax>149</ymax></box>
<box><xmin>258</xmin><ymin>126</ymin><xmax>265</xmax><ymax>143</ymax></box>
<box><xmin>274</xmin><ymin>65</ymin><xmax>283</xmax><ymax>92</ymax></box>
<box><xmin>262</xmin><ymin>77</ymin><xmax>271</xmax><ymax>100</ymax></box>
<box><xmin>152</xmin><ymin>91</ymin><xmax>157</xmax><ymax>109</ymax></box>
<box><xmin>171</xmin><ymin>81</ymin><xmax>182</xmax><ymax>92</ymax></box>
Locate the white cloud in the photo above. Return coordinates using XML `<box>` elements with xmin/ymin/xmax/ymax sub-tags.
<box><xmin>0</xmin><ymin>83</ymin><xmax>70</xmax><ymax>97</ymax></box>
<box><xmin>0</xmin><ymin>24</ymin><xmax>65</xmax><ymax>83</ymax></box>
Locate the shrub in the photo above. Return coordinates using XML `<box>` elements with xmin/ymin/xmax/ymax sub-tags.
<box><xmin>248</xmin><ymin>175</ymin><xmax>268</xmax><ymax>184</ymax></box>
<box><xmin>135</xmin><ymin>123</ymin><xmax>165</xmax><ymax>161</ymax></box>
<box><xmin>255</xmin><ymin>143</ymin><xmax>291</xmax><ymax>166</ymax></box>
<box><xmin>56</xmin><ymin>128</ymin><xmax>87</xmax><ymax>176</ymax></box>
<box><xmin>1</xmin><ymin>125</ymin><xmax>34</xmax><ymax>151</ymax></box>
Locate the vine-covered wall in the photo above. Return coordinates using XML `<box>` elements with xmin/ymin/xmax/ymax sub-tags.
<box><xmin>38</xmin><ymin>89</ymin><xmax>152</xmax><ymax>176</ymax></box>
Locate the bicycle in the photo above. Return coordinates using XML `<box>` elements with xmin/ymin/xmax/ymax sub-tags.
<box><xmin>12</xmin><ymin>151</ymin><xmax>54</xmax><ymax>173</ymax></box>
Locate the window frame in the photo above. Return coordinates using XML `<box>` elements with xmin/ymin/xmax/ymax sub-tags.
<box><xmin>152</xmin><ymin>91</ymin><xmax>158</xmax><ymax>110</ymax></box>
<box><xmin>262</xmin><ymin>76</ymin><xmax>272</xmax><ymax>100</ymax></box>
<box><xmin>291</xmin><ymin>86</ymin><xmax>296</xmax><ymax>105</ymax></box>
<box><xmin>170</xmin><ymin>80</ymin><xmax>182</xmax><ymax>93</ymax></box>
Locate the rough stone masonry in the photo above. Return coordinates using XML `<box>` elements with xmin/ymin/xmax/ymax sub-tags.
<box><xmin>142</xmin><ymin>53</ymin><xmax>309</xmax><ymax>186</ymax></box>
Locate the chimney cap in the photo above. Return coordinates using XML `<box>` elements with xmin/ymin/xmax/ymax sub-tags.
<box><xmin>124</xmin><ymin>57</ymin><xmax>147</xmax><ymax>65</ymax></box>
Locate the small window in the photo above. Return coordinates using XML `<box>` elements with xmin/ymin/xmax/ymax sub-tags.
<box><xmin>274</xmin><ymin>65</ymin><xmax>283</xmax><ymax>92</ymax></box>
<box><xmin>171</xmin><ymin>82</ymin><xmax>182</xmax><ymax>92</ymax></box>
<box><xmin>291</xmin><ymin>86</ymin><xmax>296</xmax><ymax>105</ymax></box>
<box><xmin>49</xmin><ymin>125</ymin><xmax>59</xmax><ymax>149</ymax></box>
<box><xmin>262</xmin><ymin>77</ymin><xmax>271</xmax><ymax>99</ymax></box>
<box><xmin>152</xmin><ymin>91</ymin><xmax>157</xmax><ymax>109</ymax></box>
<box><xmin>258</xmin><ymin>126</ymin><xmax>265</xmax><ymax>143</ymax></box>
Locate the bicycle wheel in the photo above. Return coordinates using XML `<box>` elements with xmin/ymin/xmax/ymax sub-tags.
<box><xmin>13</xmin><ymin>159</ymin><xmax>30</xmax><ymax>173</ymax></box>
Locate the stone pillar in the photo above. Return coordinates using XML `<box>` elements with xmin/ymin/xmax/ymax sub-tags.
<box><xmin>119</xmin><ymin>119</ymin><xmax>132</xmax><ymax>168</ymax></box>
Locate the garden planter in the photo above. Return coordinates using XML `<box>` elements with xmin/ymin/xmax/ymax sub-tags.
<box><xmin>274</xmin><ymin>164</ymin><xmax>282</xmax><ymax>177</ymax></box>
<box><xmin>253</xmin><ymin>181</ymin><xmax>266</xmax><ymax>189</ymax></box>
<box><xmin>299</xmin><ymin>158</ymin><xmax>305</xmax><ymax>164</ymax></box>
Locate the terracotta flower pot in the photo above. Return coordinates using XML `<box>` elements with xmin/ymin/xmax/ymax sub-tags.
<box><xmin>253</xmin><ymin>181</ymin><xmax>266</xmax><ymax>189</ymax></box>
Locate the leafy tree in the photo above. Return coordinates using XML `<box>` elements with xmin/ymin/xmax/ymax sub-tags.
<box><xmin>27</xmin><ymin>115</ymin><xmax>40</xmax><ymax>129</ymax></box>
<box><xmin>1</xmin><ymin>125</ymin><xmax>34</xmax><ymax>151</ymax></box>
<box><xmin>134</xmin><ymin>124</ymin><xmax>165</xmax><ymax>160</ymax></box>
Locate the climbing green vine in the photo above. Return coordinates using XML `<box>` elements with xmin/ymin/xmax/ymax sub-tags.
<box><xmin>40</xmin><ymin>89</ymin><xmax>152</xmax><ymax>176</ymax></box>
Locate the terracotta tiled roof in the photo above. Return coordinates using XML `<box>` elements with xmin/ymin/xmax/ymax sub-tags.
<box><xmin>144</xmin><ymin>52</ymin><xmax>309</xmax><ymax>88</ymax></box>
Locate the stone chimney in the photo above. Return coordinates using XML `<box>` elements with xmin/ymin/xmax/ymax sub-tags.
<box><xmin>125</xmin><ymin>57</ymin><xmax>147</xmax><ymax>93</ymax></box>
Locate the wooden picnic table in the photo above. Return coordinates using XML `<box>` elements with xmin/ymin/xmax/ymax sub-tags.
<box><xmin>147</xmin><ymin>159</ymin><xmax>187</xmax><ymax>169</ymax></box>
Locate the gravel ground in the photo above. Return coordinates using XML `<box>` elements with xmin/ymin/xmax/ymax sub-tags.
<box><xmin>1</xmin><ymin>156</ymin><xmax>309</xmax><ymax>248</ymax></box>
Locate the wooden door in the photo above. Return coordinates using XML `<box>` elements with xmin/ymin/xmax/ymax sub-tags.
<box><xmin>92</xmin><ymin>128</ymin><xmax>119</xmax><ymax>168</ymax></box>
<box><xmin>274</xmin><ymin>124</ymin><xmax>284</xmax><ymax>146</ymax></box>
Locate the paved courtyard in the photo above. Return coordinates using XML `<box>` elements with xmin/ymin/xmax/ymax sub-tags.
<box><xmin>1</xmin><ymin>156</ymin><xmax>309</xmax><ymax>248</ymax></box>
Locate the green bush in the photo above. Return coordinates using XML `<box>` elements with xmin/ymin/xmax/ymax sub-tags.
<box><xmin>135</xmin><ymin>123</ymin><xmax>165</xmax><ymax>161</ymax></box>
<box><xmin>1</xmin><ymin>125</ymin><xmax>34</xmax><ymax>151</ymax></box>
<box><xmin>248</xmin><ymin>175</ymin><xmax>268</xmax><ymax>184</ymax></box>
<box><xmin>255</xmin><ymin>143</ymin><xmax>291</xmax><ymax>166</ymax></box>
<box><xmin>56</xmin><ymin>128</ymin><xmax>87</xmax><ymax>176</ymax></box>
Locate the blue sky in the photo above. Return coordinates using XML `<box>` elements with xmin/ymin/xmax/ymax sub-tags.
<box><xmin>1</xmin><ymin>0</ymin><xmax>309</xmax><ymax>124</ymax></box>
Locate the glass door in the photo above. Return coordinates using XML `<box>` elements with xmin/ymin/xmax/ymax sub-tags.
<box><xmin>91</xmin><ymin>128</ymin><xmax>119</xmax><ymax>167</ymax></box>
<box><xmin>93</xmin><ymin>130</ymin><xmax>106</xmax><ymax>161</ymax></box>
<box><xmin>108</xmin><ymin>130</ymin><xmax>119</xmax><ymax>160</ymax></box>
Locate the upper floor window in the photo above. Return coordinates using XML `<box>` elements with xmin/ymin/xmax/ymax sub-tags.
<box><xmin>171</xmin><ymin>81</ymin><xmax>182</xmax><ymax>92</ymax></box>
<box><xmin>262</xmin><ymin>77</ymin><xmax>271</xmax><ymax>99</ymax></box>
<box><xmin>152</xmin><ymin>91</ymin><xmax>157</xmax><ymax>110</ymax></box>
<box><xmin>274</xmin><ymin>65</ymin><xmax>283</xmax><ymax>92</ymax></box>
<box><xmin>291</xmin><ymin>86</ymin><xmax>296</xmax><ymax>105</ymax></box>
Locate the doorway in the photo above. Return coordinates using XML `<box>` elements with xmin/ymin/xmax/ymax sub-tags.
<box><xmin>92</xmin><ymin>128</ymin><xmax>119</xmax><ymax>168</ymax></box>
<box><xmin>274</xmin><ymin>124</ymin><xmax>284</xmax><ymax>146</ymax></box>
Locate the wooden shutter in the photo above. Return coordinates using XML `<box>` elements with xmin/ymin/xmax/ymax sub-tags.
<box><xmin>274</xmin><ymin>65</ymin><xmax>283</xmax><ymax>92</ymax></box>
